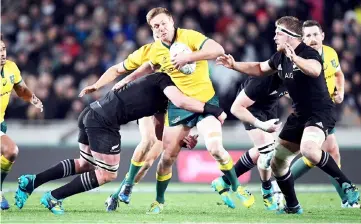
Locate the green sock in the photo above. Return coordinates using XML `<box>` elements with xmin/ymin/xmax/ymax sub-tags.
<box><xmin>113</xmin><ymin>177</ymin><xmax>126</xmax><ymax>199</ymax></box>
<box><xmin>1</xmin><ymin>155</ymin><xmax>13</xmax><ymax>190</ymax></box>
<box><xmin>219</xmin><ymin>158</ymin><xmax>239</xmax><ymax>192</ymax></box>
<box><xmin>329</xmin><ymin>175</ymin><xmax>345</xmax><ymax>201</ymax></box>
<box><xmin>125</xmin><ymin>159</ymin><xmax>144</xmax><ymax>185</ymax></box>
<box><xmin>155</xmin><ymin>173</ymin><xmax>172</xmax><ymax>204</ymax></box>
<box><xmin>290</xmin><ymin>157</ymin><xmax>313</xmax><ymax>180</ymax></box>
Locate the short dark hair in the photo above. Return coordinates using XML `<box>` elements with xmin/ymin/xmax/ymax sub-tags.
<box><xmin>276</xmin><ymin>16</ymin><xmax>302</xmax><ymax>38</ymax></box>
<box><xmin>146</xmin><ymin>7</ymin><xmax>172</xmax><ymax>25</ymax></box>
<box><xmin>303</xmin><ymin>20</ymin><xmax>323</xmax><ymax>32</ymax></box>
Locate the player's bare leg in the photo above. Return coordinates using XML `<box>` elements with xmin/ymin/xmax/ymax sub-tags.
<box><xmin>248</xmin><ymin>129</ymin><xmax>278</xmax><ymax>210</ymax></box>
<box><xmin>271</xmin><ymin>139</ymin><xmax>302</xmax><ymax>214</ymax></box>
<box><xmin>1</xmin><ymin>133</ymin><xmax>18</xmax><ymax>210</ymax></box>
<box><xmin>15</xmin><ymin>143</ymin><xmax>96</xmax><ymax>209</ymax></box>
<box><xmin>198</xmin><ymin>116</ymin><xmax>254</xmax><ymax>209</ymax></box>
<box><xmin>147</xmin><ymin>125</ymin><xmax>190</xmax><ymax>214</ymax></box>
<box><xmin>41</xmin><ymin>150</ymin><xmax>120</xmax><ymax>215</ymax></box>
<box><xmin>300</xmin><ymin>127</ymin><xmax>359</xmax><ymax>207</ymax></box>
<box><xmin>212</xmin><ymin>128</ymin><xmax>273</xmax><ymax>209</ymax></box>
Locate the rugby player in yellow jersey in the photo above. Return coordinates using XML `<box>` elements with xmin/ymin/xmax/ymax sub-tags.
<box><xmin>0</xmin><ymin>36</ymin><xmax>43</xmax><ymax>210</ymax></box>
<box><xmin>114</xmin><ymin>7</ymin><xmax>255</xmax><ymax>214</ymax></box>
<box><xmin>79</xmin><ymin>37</ymin><xmax>199</xmax><ymax>211</ymax></box>
<box><xmin>286</xmin><ymin>20</ymin><xmax>359</xmax><ymax>208</ymax></box>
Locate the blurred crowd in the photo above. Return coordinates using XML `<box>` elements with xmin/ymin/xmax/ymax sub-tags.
<box><xmin>2</xmin><ymin>0</ymin><xmax>361</xmax><ymax>126</ymax></box>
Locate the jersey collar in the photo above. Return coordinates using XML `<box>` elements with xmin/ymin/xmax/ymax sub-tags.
<box><xmin>1</xmin><ymin>67</ymin><xmax>4</xmax><ymax>78</ymax></box>
<box><xmin>320</xmin><ymin>46</ymin><xmax>325</xmax><ymax>63</ymax></box>
<box><xmin>161</xmin><ymin>27</ymin><xmax>178</xmax><ymax>49</ymax></box>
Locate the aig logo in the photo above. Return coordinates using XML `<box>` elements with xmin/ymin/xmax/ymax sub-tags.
<box><xmin>285</xmin><ymin>72</ymin><xmax>293</xmax><ymax>79</ymax></box>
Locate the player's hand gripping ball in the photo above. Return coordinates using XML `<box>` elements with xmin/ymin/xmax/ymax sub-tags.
<box><xmin>170</xmin><ymin>42</ymin><xmax>196</xmax><ymax>75</ymax></box>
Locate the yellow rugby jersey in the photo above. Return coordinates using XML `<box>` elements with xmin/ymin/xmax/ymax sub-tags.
<box><xmin>149</xmin><ymin>28</ymin><xmax>215</xmax><ymax>102</ymax></box>
<box><xmin>123</xmin><ymin>43</ymin><xmax>153</xmax><ymax>71</ymax></box>
<box><xmin>0</xmin><ymin>60</ymin><xmax>22</xmax><ymax>122</ymax></box>
<box><xmin>322</xmin><ymin>45</ymin><xmax>340</xmax><ymax>98</ymax></box>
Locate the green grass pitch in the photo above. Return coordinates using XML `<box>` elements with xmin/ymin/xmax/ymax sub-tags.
<box><xmin>1</xmin><ymin>183</ymin><xmax>360</xmax><ymax>223</ymax></box>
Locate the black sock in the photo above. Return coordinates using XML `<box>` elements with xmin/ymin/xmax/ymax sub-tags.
<box><xmin>261</xmin><ymin>179</ymin><xmax>272</xmax><ymax>190</ymax></box>
<box><xmin>34</xmin><ymin>159</ymin><xmax>76</xmax><ymax>189</ymax></box>
<box><xmin>51</xmin><ymin>171</ymin><xmax>99</xmax><ymax>200</ymax></box>
<box><xmin>275</xmin><ymin>170</ymin><xmax>299</xmax><ymax>208</ymax></box>
<box><xmin>221</xmin><ymin>151</ymin><xmax>255</xmax><ymax>185</ymax></box>
<box><xmin>317</xmin><ymin>151</ymin><xmax>351</xmax><ymax>186</ymax></box>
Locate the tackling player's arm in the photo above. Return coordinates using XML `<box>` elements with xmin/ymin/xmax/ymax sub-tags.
<box><xmin>80</xmin><ymin>45</ymin><xmax>152</xmax><ymax>96</ymax></box>
<box><xmin>79</xmin><ymin>62</ymin><xmax>130</xmax><ymax>97</ymax></box>
<box><xmin>112</xmin><ymin>62</ymin><xmax>155</xmax><ymax>90</ymax></box>
<box><xmin>163</xmin><ymin>86</ymin><xmax>226</xmax><ymax>124</ymax></box>
<box><xmin>216</xmin><ymin>54</ymin><xmax>275</xmax><ymax>77</ymax></box>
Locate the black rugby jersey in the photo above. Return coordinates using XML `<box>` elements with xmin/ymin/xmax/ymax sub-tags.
<box><xmin>90</xmin><ymin>73</ymin><xmax>174</xmax><ymax>125</ymax></box>
<box><xmin>268</xmin><ymin>42</ymin><xmax>334</xmax><ymax>115</ymax></box>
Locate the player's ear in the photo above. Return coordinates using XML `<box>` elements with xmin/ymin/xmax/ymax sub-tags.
<box><xmin>321</xmin><ymin>32</ymin><xmax>325</xmax><ymax>41</ymax></box>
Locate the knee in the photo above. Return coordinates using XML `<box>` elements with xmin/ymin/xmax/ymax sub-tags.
<box><xmin>98</xmin><ymin>169</ymin><xmax>118</xmax><ymax>183</ymax></box>
<box><xmin>76</xmin><ymin>157</ymin><xmax>95</xmax><ymax>173</ymax></box>
<box><xmin>160</xmin><ymin>152</ymin><xmax>177</xmax><ymax>168</ymax></box>
<box><xmin>205</xmin><ymin>136</ymin><xmax>224</xmax><ymax>157</ymax></box>
<box><xmin>2</xmin><ymin>143</ymin><xmax>19</xmax><ymax>161</ymax></box>
<box><xmin>326</xmin><ymin>144</ymin><xmax>340</xmax><ymax>159</ymax></box>
<box><xmin>140</xmin><ymin>137</ymin><xmax>157</xmax><ymax>153</ymax></box>
<box><xmin>300</xmin><ymin>141</ymin><xmax>317</xmax><ymax>160</ymax></box>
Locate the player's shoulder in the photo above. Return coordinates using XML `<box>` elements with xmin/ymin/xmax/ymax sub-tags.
<box><xmin>178</xmin><ymin>28</ymin><xmax>202</xmax><ymax>36</ymax></box>
<box><xmin>139</xmin><ymin>42</ymin><xmax>154</xmax><ymax>51</ymax></box>
<box><xmin>322</xmin><ymin>45</ymin><xmax>338</xmax><ymax>57</ymax></box>
<box><xmin>5</xmin><ymin>60</ymin><xmax>18</xmax><ymax>68</ymax></box>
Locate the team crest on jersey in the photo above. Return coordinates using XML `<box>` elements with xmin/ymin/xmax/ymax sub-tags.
<box><xmin>331</xmin><ymin>59</ymin><xmax>337</xmax><ymax>68</ymax></box>
<box><xmin>162</xmin><ymin>56</ymin><xmax>167</xmax><ymax>63</ymax></box>
<box><xmin>2</xmin><ymin>78</ymin><xmax>7</xmax><ymax>86</ymax></box>
<box><xmin>10</xmin><ymin>75</ymin><xmax>14</xmax><ymax>84</ymax></box>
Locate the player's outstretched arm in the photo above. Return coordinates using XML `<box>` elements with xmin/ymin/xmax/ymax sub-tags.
<box><xmin>79</xmin><ymin>62</ymin><xmax>127</xmax><ymax>97</ymax></box>
<box><xmin>13</xmin><ymin>81</ymin><xmax>43</xmax><ymax>112</ymax></box>
<box><xmin>163</xmin><ymin>86</ymin><xmax>227</xmax><ymax>124</ymax></box>
<box><xmin>231</xmin><ymin>90</ymin><xmax>281</xmax><ymax>133</ymax></box>
<box><xmin>112</xmin><ymin>62</ymin><xmax>154</xmax><ymax>90</ymax></box>
<box><xmin>216</xmin><ymin>54</ymin><xmax>274</xmax><ymax>77</ymax></box>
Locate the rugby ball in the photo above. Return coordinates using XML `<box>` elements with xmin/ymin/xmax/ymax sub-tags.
<box><xmin>170</xmin><ymin>42</ymin><xmax>196</xmax><ymax>75</ymax></box>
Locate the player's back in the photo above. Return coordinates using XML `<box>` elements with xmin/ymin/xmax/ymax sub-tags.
<box><xmin>90</xmin><ymin>73</ymin><xmax>170</xmax><ymax>126</ymax></box>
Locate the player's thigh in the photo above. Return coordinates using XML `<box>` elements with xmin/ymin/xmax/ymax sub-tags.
<box><xmin>0</xmin><ymin>133</ymin><xmax>18</xmax><ymax>160</ymax></box>
<box><xmin>278</xmin><ymin>113</ymin><xmax>305</xmax><ymax>145</ymax></box>
<box><xmin>196</xmin><ymin>115</ymin><xmax>222</xmax><ymax>138</ymax></box>
<box><xmin>138</xmin><ymin>116</ymin><xmax>157</xmax><ymax>141</ymax></box>
<box><xmin>247</xmin><ymin>129</ymin><xmax>274</xmax><ymax>147</ymax></box>
<box><xmin>79</xmin><ymin>143</ymin><xmax>96</xmax><ymax>167</ymax></box>
<box><xmin>86</xmin><ymin>127</ymin><xmax>121</xmax><ymax>172</ymax></box>
<box><xmin>301</xmin><ymin>124</ymin><xmax>327</xmax><ymax>149</ymax></box>
<box><xmin>162</xmin><ymin>125</ymin><xmax>190</xmax><ymax>158</ymax></box>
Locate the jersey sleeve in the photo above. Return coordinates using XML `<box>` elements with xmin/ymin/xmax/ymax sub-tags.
<box><xmin>243</xmin><ymin>77</ymin><xmax>271</xmax><ymax>102</ymax></box>
<box><xmin>268</xmin><ymin>52</ymin><xmax>282</xmax><ymax>70</ymax></box>
<box><xmin>157</xmin><ymin>73</ymin><xmax>175</xmax><ymax>91</ymax></box>
<box><xmin>11</xmin><ymin>61</ymin><xmax>22</xmax><ymax>84</ymax></box>
<box><xmin>123</xmin><ymin>46</ymin><xmax>146</xmax><ymax>71</ymax></box>
<box><xmin>187</xmin><ymin>30</ymin><xmax>209</xmax><ymax>51</ymax></box>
